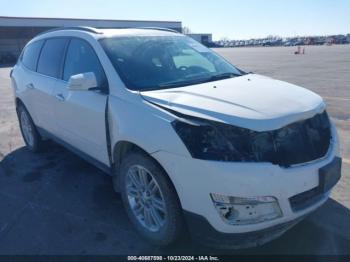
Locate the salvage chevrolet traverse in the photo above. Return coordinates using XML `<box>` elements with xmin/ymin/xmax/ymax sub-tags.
<box><xmin>11</xmin><ymin>27</ymin><xmax>342</xmax><ymax>248</ymax></box>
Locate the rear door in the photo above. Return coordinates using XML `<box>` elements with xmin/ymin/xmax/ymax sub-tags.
<box><xmin>52</xmin><ymin>38</ymin><xmax>110</xmax><ymax>165</ymax></box>
<box><xmin>31</xmin><ymin>38</ymin><xmax>69</xmax><ymax>133</ymax></box>
<box><xmin>15</xmin><ymin>40</ymin><xmax>44</xmax><ymax>125</ymax></box>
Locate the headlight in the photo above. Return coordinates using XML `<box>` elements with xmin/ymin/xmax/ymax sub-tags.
<box><xmin>210</xmin><ymin>193</ymin><xmax>283</xmax><ymax>225</ymax></box>
<box><xmin>172</xmin><ymin>118</ymin><xmax>252</xmax><ymax>161</ymax></box>
<box><xmin>171</xmin><ymin>111</ymin><xmax>331</xmax><ymax>166</ymax></box>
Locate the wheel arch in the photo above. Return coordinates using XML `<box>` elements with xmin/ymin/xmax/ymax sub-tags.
<box><xmin>112</xmin><ymin>140</ymin><xmax>183</xmax><ymax>208</ymax></box>
<box><xmin>15</xmin><ymin>97</ymin><xmax>25</xmax><ymax>111</ymax></box>
<box><xmin>113</xmin><ymin>141</ymin><xmax>148</xmax><ymax>169</ymax></box>
<box><xmin>15</xmin><ymin>97</ymin><xmax>40</xmax><ymax>129</ymax></box>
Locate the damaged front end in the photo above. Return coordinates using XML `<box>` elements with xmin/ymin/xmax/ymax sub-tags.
<box><xmin>172</xmin><ymin>111</ymin><xmax>332</xmax><ymax>167</ymax></box>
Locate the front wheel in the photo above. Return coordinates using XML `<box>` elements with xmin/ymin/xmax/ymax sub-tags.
<box><xmin>118</xmin><ymin>151</ymin><xmax>185</xmax><ymax>246</ymax></box>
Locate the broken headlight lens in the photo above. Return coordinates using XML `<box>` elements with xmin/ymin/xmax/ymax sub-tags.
<box><xmin>210</xmin><ymin>193</ymin><xmax>283</xmax><ymax>225</ymax></box>
<box><xmin>172</xmin><ymin>118</ymin><xmax>252</xmax><ymax>161</ymax></box>
<box><xmin>172</xmin><ymin>111</ymin><xmax>331</xmax><ymax>166</ymax></box>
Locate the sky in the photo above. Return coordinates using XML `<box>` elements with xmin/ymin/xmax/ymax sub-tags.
<box><xmin>1</xmin><ymin>0</ymin><xmax>350</xmax><ymax>40</ymax></box>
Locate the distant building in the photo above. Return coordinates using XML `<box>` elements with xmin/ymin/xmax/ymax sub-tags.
<box><xmin>186</xmin><ymin>33</ymin><xmax>213</xmax><ymax>46</ymax></box>
<box><xmin>0</xmin><ymin>16</ymin><xmax>182</xmax><ymax>63</ymax></box>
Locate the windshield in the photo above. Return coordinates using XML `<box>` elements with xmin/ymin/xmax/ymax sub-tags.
<box><xmin>100</xmin><ymin>35</ymin><xmax>244</xmax><ymax>91</ymax></box>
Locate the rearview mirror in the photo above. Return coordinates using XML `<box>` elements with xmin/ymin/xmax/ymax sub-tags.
<box><xmin>68</xmin><ymin>72</ymin><xmax>98</xmax><ymax>91</ymax></box>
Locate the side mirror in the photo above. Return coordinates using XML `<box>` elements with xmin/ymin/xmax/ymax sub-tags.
<box><xmin>68</xmin><ymin>72</ymin><xmax>98</xmax><ymax>91</ymax></box>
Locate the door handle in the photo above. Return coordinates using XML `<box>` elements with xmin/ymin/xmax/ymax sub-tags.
<box><xmin>26</xmin><ymin>83</ymin><xmax>35</xmax><ymax>90</ymax></box>
<box><xmin>55</xmin><ymin>94</ymin><xmax>65</xmax><ymax>102</ymax></box>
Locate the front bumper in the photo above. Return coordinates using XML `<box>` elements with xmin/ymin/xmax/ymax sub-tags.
<box><xmin>183</xmin><ymin>210</ymin><xmax>305</xmax><ymax>249</ymax></box>
<box><xmin>151</xmin><ymin>125</ymin><xmax>340</xmax><ymax>241</ymax></box>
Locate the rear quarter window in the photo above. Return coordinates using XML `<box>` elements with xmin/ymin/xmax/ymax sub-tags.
<box><xmin>21</xmin><ymin>40</ymin><xmax>44</xmax><ymax>71</ymax></box>
<box><xmin>37</xmin><ymin>38</ymin><xmax>68</xmax><ymax>78</ymax></box>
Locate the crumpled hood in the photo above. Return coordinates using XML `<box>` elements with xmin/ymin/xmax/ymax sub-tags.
<box><xmin>141</xmin><ymin>74</ymin><xmax>326</xmax><ymax>131</ymax></box>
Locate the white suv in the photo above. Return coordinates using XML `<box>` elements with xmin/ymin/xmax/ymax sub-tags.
<box><xmin>11</xmin><ymin>27</ymin><xmax>341</xmax><ymax>248</ymax></box>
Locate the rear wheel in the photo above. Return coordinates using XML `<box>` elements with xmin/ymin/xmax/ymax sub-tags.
<box><xmin>17</xmin><ymin>104</ymin><xmax>43</xmax><ymax>152</ymax></box>
<box><xmin>118</xmin><ymin>151</ymin><xmax>184</xmax><ymax>246</ymax></box>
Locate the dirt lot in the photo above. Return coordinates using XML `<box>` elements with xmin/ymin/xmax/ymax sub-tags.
<box><xmin>0</xmin><ymin>45</ymin><xmax>350</xmax><ymax>255</ymax></box>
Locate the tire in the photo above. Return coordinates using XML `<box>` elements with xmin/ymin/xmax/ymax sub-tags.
<box><xmin>118</xmin><ymin>151</ymin><xmax>185</xmax><ymax>246</ymax></box>
<box><xmin>17</xmin><ymin>104</ymin><xmax>43</xmax><ymax>152</ymax></box>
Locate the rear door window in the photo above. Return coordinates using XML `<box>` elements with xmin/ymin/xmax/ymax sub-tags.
<box><xmin>22</xmin><ymin>40</ymin><xmax>44</xmax><ymax>71</ymax></box>
<box><xmin>37</xmin><ymin>38</ymin><xmax>68</xmax><ymax>78</ymax></box>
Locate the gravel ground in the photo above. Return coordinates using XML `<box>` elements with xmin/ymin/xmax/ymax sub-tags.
<box><xmin>0</xmin><ymin>44</ymin><xmax>349</xmax><ymax>255</ymax></box>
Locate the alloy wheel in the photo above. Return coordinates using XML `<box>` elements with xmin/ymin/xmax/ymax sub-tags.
<box><xmin>20</xmin><ymin>110</ymin><xmax>34</xmax><ymax>147</ymax></box>
<box><xmin>126</xmin><ymin>165</ymin><xmax>167</xmax><ymax>232</ymax></box>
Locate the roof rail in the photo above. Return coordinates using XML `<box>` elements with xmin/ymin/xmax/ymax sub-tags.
<box><xmin>37</xmin><ymin>26</ymin><xmax>103</xmax><ymax>36</ymax></box>
<box><xmin>136</xmin><ymin>27</ymin><xmax>181</xmax><ymax>34</ymax></box>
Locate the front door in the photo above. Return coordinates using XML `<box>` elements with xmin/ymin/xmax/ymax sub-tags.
<box><xmin>52</xmin><ymin>38</ymin><xmax>110</xmax><ymax>166</ymax></box>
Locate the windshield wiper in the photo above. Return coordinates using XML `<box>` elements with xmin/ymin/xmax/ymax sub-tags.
<box><xmin>148</xmin><ymin>72</ymin><xmax>242</xmax><ymax>90</ymax></box>
<box><xmin>207</xmin><ymin>72</ymin><xmax>241</xmax><ymax>82</ymax></box>
<box><xmin>158</xmin><ymin>78</ymin><xmax>209</xmax><ymax>89</ymax></box>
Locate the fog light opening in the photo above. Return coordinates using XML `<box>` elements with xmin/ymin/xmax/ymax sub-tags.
<box><xmin>211</xmin><ymin>193</ymin><xmax>283</xmax><ymax>225</ymax></box>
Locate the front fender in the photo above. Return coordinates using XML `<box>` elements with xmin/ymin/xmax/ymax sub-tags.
<box><xmin>108</xmin><ymin>94</ymin><xmax>190</xmax><ymax>163</ymax></box>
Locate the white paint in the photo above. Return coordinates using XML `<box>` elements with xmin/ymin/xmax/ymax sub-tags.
<box><xmin>142</xmin><ymin>74</ymin><xmax>325</xmax><ymax>131</ymax></box>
